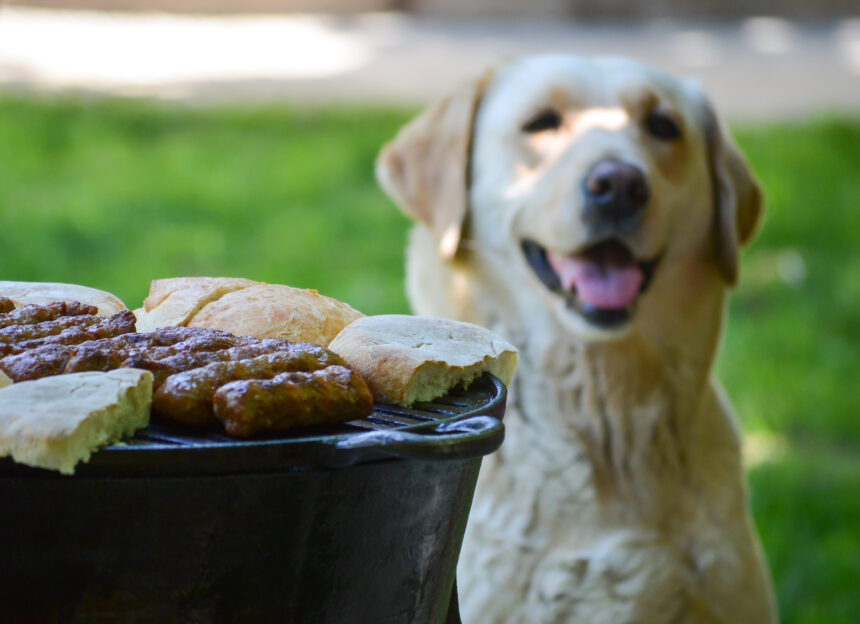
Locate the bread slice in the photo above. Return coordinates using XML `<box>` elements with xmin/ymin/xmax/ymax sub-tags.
<box><xmin>0</xmin><ymin>369</ymin><xmax>11</xmax><ymax>389</ymax></box>
<box><xmin>0</xmin><ymin>368</ymin><xmax>153</xmax><ymax>474</ymax></box>
<box><xmin>188</xmin><ymin>284</ymin><xmax>364</xmax><ymax>346</ymax></box>
<box><xmin>135</xmin><ymin>276</ymin><xmax>262</xmax><ymax>333</ymax></box>
<box><xmin>0</xmin><ymin>281</ymin><xmax>126</xmax><ymax>316</ymax></box>
<box><xmin>328</xmin><ymin>315</ymin><xmax>518</xmax><ymax>406</ymax></box>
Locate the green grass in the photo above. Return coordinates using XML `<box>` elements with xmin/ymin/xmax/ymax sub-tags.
<box><xmin>721</xmin><ymin>119</ymin><xmax>860</xmax><ymax>622</ymax></box>
<box><xmin>0</xmin><ymin>95</ymin><xmax>857</xmax><ymax>623</ymax></box>
<box><xmin>0</xmin><ymin>96</ymin><xmax>414</xmax><ymax>315</ymax></box>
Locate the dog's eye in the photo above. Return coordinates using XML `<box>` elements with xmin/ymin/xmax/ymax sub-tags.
<box><xmin>645</xmin><ymin>111</ymin><xmax>682</xmax><ymax>140</ymax></box>
<box><xmin>522</xmin><ymin>108</ymin><xmax>563</xmax><ymax>133</ymax></box>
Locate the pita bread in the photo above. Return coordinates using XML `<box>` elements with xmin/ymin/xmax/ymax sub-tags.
<box><xmin>0</xmin><ymin>281</ymin><xmax>126</xmax><ymax>316</ymax></box>
<box><xmin>0</xmin><ymin>368</ymin><xmax>153</xmax><ymax>474</ymax></box>
<box><xmin>328</xmin><ymin>315</ymin><xmax>518</xmax><ymax>406</ymax></box>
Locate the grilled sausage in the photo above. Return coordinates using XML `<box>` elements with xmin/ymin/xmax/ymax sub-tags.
<box><xmin>61</xmin><ymin>327</ymin><xmax>245</xmax><ymax>370</ymax></box>
<box><xmin>0</xmin><ymin>310</ymin><xmax>136</xmax><ymax>357</ymax></box>
<box><xmin>0</xmin><ymin>314</ymin><xmax>102</xmax><ymax>348</ymax></box>
<box><xmin>0</xmin><ymin>344</ymin><xmax>74</xmax><ymax>382</ymax></box>
<box><xmin>0</xmin><ymin>301</ymin><xmax>99</xmax><ymax>330</ymax></box>
<box><xmin>62</xmin><ymin>334</ymin><xmax>243</xmax><ymax>377</ymax></box>
<box><xmin>104</xmin><ymin>326</ymin><xmax>242</xmax><ymax>350</ymax></box>
<box><xmin>0</xmin><ymin>297</ymin><xmax>15</xmax><ymax>314</ymax></box>
<box><xmin>152</xmin><ymin>346</ymin><xmax>344</xmax><ymax>426</ymax></box>
<box><xmin>213</xmin><ymin>365</ymin><xmax>374</xmax><ymax>437</ymax></box>
<box><xmin>64</xmin><ymin>336</ymin><xmax>295</xmax><ymax>383</ymax></box>
<box><xmin>5</xmin><ymin>327</ymin><xmax>299</xmax><ymax>382</ymax></box>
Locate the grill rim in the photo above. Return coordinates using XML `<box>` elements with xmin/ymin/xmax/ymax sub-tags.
<box><xmin>0</xmin><ymin>374</ymin><xmax>507</xmax><ymax>478</ymax></box>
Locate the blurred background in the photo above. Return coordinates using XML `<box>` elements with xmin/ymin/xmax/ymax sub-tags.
<box><xmin>1</xmin><ymin>1</ymin><xmax>858</xmax><ymax>621</ymax></box>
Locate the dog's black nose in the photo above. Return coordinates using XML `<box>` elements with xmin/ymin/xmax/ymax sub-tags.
<box><xmin>583</xmin><ymin>160</ymin><xmax>650</xmax><ymax>227</ymax></box>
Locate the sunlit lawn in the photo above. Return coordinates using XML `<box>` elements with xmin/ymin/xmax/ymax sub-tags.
<box><xmin>0</xmin><ymin>95</ymin><xmax>857</xmax><ymax>623</ymax></box>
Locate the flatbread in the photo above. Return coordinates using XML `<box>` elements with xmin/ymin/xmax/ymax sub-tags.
<box><xmin>328</xmin><ymin>315</ymin><xmax>518</xmax><ymax>406</ymax></box>
<box><xmin>0</xmin><ymin>368</ymin><xmax>153</xmax><ymax>474</ymax></box>
<box><xmin>0</xmin><ymin>281</ymin><xmax>126</xmax><ymax>316</ymax></box>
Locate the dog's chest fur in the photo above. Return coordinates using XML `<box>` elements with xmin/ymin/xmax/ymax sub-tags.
<box><xmin>457</xmin><ymin>327</ymin><xmax>743</xmax><ymax>624</ymax></box>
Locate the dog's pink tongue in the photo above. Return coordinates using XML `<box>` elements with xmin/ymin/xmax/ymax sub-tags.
<box><xmin>547</xmin><ymin>246</ymin><xmax>643</xmax><ymax>309</ymax></box>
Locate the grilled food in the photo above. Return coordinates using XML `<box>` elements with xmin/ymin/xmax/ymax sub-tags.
<box><xmin>0</xmin><ymin>302</ymin><xmax>375</xmax><ymax>439</ymax></box>
<box><xmin>119</xmin><ymin>341</ymin><xmax>295</xmax><ymax>387</ymax></box>
<box><xmin>135</xmin><ymin>277</ymin><xmax>364</xmax><ymax>346</ymax></box>
<box><xmin>1</xmin><ymin>326</ymin><xmax>244</xmax><ymax>382</ymax></box>
<box><xmin>0</xmin><ymin>301</ymin><xmax>99</xmax><ymax>329</ymax></box>
<box><xmin>0</xmin><ymin>314</ymin><xmax>104</xmax><ymax>347</ymax></box>
<box><xmin>0</xmin><ymin>344</ymin><xmax>72</xmax><ymax>381</ymax></box>
<box><xmin>153</xmin><ymin>347</ymin><xmax>346</xmax><ymax>426</ymax></box>
<box><xmin>0</xmin><ymin>310</ymin><xmax>137</xmax><ymax>357</ymax></box>
<box><xmin>214</xmin><ymin>365</ymin><xmax>374</xmax><ymax>437</ymax></box>
<box><xmin>136</xmin><ymin>276</ymin><xmax>262</xmax><ymax>332</ymax></box>
<box><xmin>329</xmin><ymin>315</ymin><xmax>518</xmax><ymax>407</ymax></box>
<box><xmin>0</xmin><ymin>368</ymin><xmax>153</xmax><ymax>474</ymax></box>
<box><xmin>0</xmin><ymin>281</ymin><xmax>126</xmax><ymax>316</ymax></box>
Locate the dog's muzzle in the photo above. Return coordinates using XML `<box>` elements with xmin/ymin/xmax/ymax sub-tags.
<box><xmin>521</xmin><ymin>160</ymin><xmax>659</xmax><ymax>330</ymax></box>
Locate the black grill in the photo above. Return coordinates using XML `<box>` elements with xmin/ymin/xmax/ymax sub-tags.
<box><xmin>1</xmin><ymin>374</ymin><xmax>506</xmax><ymax>477</ymax></box>
<box><xmin>0</xmin><ymin>374</ymin><xmax>507</xmax><ymax>623</ymax></box>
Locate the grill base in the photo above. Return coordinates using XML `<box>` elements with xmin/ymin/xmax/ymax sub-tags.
<box><xmin>0</xmin><ymin>375</ymin><xmax>507</xmax><ymax>624</ymax></box>
<box><xmin>1</xmin><ymin>458</ymin><xmax>479</xmax><ymax>624</ymax></box>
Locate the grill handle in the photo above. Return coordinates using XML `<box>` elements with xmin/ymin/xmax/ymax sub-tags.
<box><xmin>335</xmin><ymin>415</ymin><xmax>504</xmax><ymax>462</ymax></box>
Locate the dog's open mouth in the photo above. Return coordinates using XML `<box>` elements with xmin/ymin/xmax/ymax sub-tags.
<box><xmin>521</xmin><ymin>238</ymin><xmax>660</xmax><ymax>328</ymax></box>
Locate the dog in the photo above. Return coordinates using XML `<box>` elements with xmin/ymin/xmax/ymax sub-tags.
<box><xmin>376</xmin><ymin>55</ymin><xmax>778</xmax><ymax>623</ymax></box>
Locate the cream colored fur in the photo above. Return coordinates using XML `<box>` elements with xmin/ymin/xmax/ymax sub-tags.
<box><xmin>378</xmin><ymin>55</ymin><xmax>777</xmax><ymax>623</ymax></box>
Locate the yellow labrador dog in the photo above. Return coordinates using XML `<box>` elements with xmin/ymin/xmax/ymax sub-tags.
<box><xmin>377</xmin><ymin>55</ymin><xmax>777</xmax><ymax>624</ymax></box>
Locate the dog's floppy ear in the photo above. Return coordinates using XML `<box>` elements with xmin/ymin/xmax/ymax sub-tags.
<box><xmin>701</xmin><ymin>97</ymin><xmax>764</xmax><ymax>285</ymax></box>
<box><xmin>376</xmin><ymin>74</ymin><xmax>490</xmax><ymax>260</ymax></box>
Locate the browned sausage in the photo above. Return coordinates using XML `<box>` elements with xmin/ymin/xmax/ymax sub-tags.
<box><xmin>0</xmin><ymin>301</ymin><xmax>99</xmax><ymax>330</ymax></box>
<box><xmin>0</xmin><ymin>310</ymin><xmax>136</xmax><ymax>357</ymax></box>
<box><xmin>0</xmin><ymin>297</ymin><xmax>15</xmax><ymax>314</ymax></box>
<box><xmin>64</xmin><ymin>335</ymin><xmax>298</xmax><ymax>384</ymax></box>
<box><xmin>0</xmin><ymin>314</ymin><xmax>102</xmax><ymax>348</ymax></box>
<box><xmin>62</xmin><ymin>331</ymin><xmax>246</xmax><ymax>377</ymax></box>
<box><xmin>104</xmin><ymin>326</ymin><xmax>242</xmax><ymax>350</ymax></box>
<box><xmin>152</xmin><ymin>346</ymin><xmax>344</xmax><ymax>426</ymax></box>
<box><xmin>213</xmin><ymin>365</ymin><xmax>374</xmax><ymax>437</ymax></box>
<box><xmin>5</xmin><ymin>327</ymin><xmax>296</xmax><ymax>382</ymax></box>
<box><xmin>0</xmin><ymin>344</ymin><xmax>74</xmax><ymax>381</ymax></box>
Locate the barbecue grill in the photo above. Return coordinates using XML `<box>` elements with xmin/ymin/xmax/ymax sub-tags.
<box><xmin>0</xmin><ymin>373</ymin><xmax>506</xmax><ymax>624</ymax></box>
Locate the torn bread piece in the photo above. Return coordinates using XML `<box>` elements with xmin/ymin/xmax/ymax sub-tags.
<box><xmin>0</xmin><ymin>369</ymin><xmax>11</xmax><ymax>389</ymax></box>
<box><xmin>0</xmin><ymin>281</ymin><xmax>126</xmax><ymax>316</ymax></box>
<box><xmin>328</xmin><ymin>315</ymin><xmax>518</xmax><ymax>406</ymax></box>
<box><xmin>135</xmin><ymin>277</ymin><xmax>262</xmax><ymax>333</ymax></box>
<box><xmin>0</xmin><ymin>368</ymin><xmax>153</xmax><ymax>474</ymax></box>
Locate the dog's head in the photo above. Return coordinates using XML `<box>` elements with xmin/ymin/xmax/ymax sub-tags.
<box><xmin>378</xmin><ymin>55</ymin><xmax>762</xmax><ymax>341</ymax></box>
